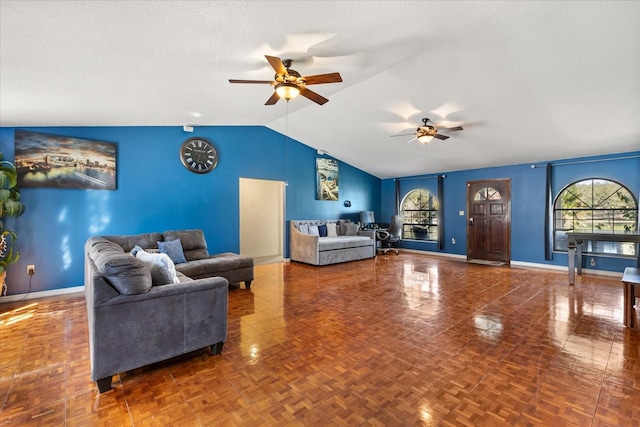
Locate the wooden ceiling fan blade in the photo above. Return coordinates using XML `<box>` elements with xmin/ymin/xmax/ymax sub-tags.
<box><xmin>265</xmin><ymin>92</ymin><xmax>280</xmax><ymax>105</ymax></box>
<box><xmin>434</xmin><ymin>133</ymin><xmax>449</xmax><ymax>140</ymax></box>
<box><xmin>440</xmin><ymin>126</ymin><xmax>464</xmax><ymax>131</ymax></box>
<box><xmin>265</xmin><ymin>55</ymin><xmax>287</xmax><ymax>76</ymax></box>
<box><xmin>229</xmin><ymin>79</ymin><xmax>273</xmax><ymax>84</ymax></box>
<box><xmin>302</xmin><ymin>72</ymin><xmax>343</xmax><ymax>85</ymax></box>
<box><xmin>299</xmin><ymin>87</ymin><xmax>328</xmax><ymax>105</ymax></box>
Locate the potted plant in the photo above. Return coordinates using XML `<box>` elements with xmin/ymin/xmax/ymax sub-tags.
<box><xmin>0</xmin><ymin>153</ymin><xmax>26</xmax><ymax>296</ymax></box>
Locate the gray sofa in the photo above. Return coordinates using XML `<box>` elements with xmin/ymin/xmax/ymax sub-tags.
<box><xmin>84</xmin><ymin>229</ymin><xmax>253</xmax><ymax>392</ymax></box>
<box><xmin>290</xmin><ymin>220</ymin><xmax>375</xmax><ymax>265</ymax></box>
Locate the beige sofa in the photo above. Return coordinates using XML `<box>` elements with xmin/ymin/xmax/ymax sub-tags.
<box><xmin>289</xmin><ymin>220</ymin><xmax>375</xmax><ymax>266</ymax></box>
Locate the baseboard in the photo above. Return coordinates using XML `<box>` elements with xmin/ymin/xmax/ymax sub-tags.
<box><xmin>0</xmin><ymin>286</ymin><xmax>84</xmax><ymax>303</ymax></box>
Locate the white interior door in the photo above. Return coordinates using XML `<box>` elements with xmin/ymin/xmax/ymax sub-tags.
<box><xmin>239</xmin><ymin>178</ymin><xmax>285</xmax><ymax>262</ymax></box>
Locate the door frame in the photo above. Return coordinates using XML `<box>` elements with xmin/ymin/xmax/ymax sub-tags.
<box><xmin>466</xmin><ymin>178</ymin><xmax>512</xmax><ymax>264</ymax></box>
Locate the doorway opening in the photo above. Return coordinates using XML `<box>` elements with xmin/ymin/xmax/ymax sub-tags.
<box><xmin>239</xmin><ymin>178</ymin><xmax>285</xmax><ymax>265</ymax></box>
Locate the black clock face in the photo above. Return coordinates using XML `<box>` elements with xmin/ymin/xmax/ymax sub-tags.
<box><xmin>180</xmin><ymin>138</ymin><xmax>218</xmax><ymax>174</ymax></box>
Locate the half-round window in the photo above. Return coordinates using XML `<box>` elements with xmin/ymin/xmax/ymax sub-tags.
<box><xmin>474</xmin><ymin>187</ymin><xmax>502</xmax><ymax>201</ymax></box>
<box><xmin>553</xmin><ymin>178</ymin><xmax>638</xmax><ymax>256</ymax></box>
<box><xmin>400</xmin><ymin>189</ymin><xmax>438</xmax><ymax>241</ymax></box>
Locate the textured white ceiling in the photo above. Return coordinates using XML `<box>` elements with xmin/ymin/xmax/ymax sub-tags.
<box><xmin>1</xmin><ymin>1</ymin><xmax>638</xmax><ymax>178</ymax></box>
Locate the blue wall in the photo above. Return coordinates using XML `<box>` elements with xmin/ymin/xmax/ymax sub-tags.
<box><xmin>382</xmin><ymin>152</ymin><xmax>640</xmax><ymax>272</ymax></box>
<box><xmin>0</xmin><ymin>126</ymin><xmax>381</xmax><ymax>295</ymax></box>
<box><xmin>1</xmin><ymin>122</ymin><xmax>637</xmax><ymax>296</ymax></box>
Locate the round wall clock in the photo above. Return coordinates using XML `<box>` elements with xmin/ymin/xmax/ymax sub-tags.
<box><xmin>180</xmin><ymin>137</ymin><xmax>218</xmax><ymax>174</ymax></box>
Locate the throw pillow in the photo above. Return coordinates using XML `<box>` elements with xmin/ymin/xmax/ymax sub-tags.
<box><xmin>158</xmin><ymin>239</ymin><xmax>187</xmax><ymax>264</ymax></box>
<box><xmin>298</xmin><ymin>223</ymin><xmax>309</xmax><ymax>234</ymax></box>
<box><xmin>318</xmin><ymin>224</ymin><xmax>328</xmax><ymax>237</ymax></box>
<box><xmin>326</xmin><ymin>223</ymin><xmax>338</xmax><ymax>237</ymax></box>
<box><xmin>337</xmin><ymin>220</ymin><xmax>350</xmax><ymax>235</ymax></box>
<box><xmin>344</xmin><ymin>223</ymin><xmax>360</xmax><ymax>236</ymax></box>
<box><xmin>308</xmin><ymin>225</ymin><xmax>320</xmax><ymax>236</ymax></box>
<box><xmin>136</xmin><ymin>251</ymin><xmax>180</xmax><ymax>285</ymax></box>
<box><xmin>130</xmin><ymin>245</ymin><xmax>144</xmax><ymax>257</ymax></box>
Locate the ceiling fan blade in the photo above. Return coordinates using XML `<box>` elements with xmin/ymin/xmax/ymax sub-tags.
<box><xmin>440</xmin><ymin>126</ymin><xmax>464</xmax><ymax>132</ymax></box>
<box><xmin>265</xmin><ymin>55</ymin><xmax>287</xmax><ymax>76</ymax></box>
<box><xmin>302</xmin><ymin>72</ymin><xmax>343</xmax><ymax>85</ymax></box>
<box><xmin>299</xmin><ymin>87</ymin><xmax>329</xmax><ymax>105</ymax></box>
<box><xmin>229</xmin><ymin>79</ymin><xmax>273</xmax><ymax>84</ymax></box>
<box><xmin>391</xmin><ymin>133</ymin><xmax>416</xmax><ymax>137</ymax></box>
<box><xmin>404</xmin><ymin>136</ymin><xmax>417</xmax><ymax>144</ymax></box>
<box><xmin>434</xmin><ymin>133</ymin><xmax>449</xmax><ymax>140</ymax></box>
<box><xmin>265</xmin><ymin>91</ymin><xmax>280</xmax><ymax>105</ymax></box>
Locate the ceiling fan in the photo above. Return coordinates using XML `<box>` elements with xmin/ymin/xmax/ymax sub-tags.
<box><xmin>392</xmin><ymin>118</ymin><xmax>463</xmax><ymax>144</ymax></box>
<box><xmin>229</xmin><ymin>55</ymin><xmax>342</xmax><ymax>105</ymax></box>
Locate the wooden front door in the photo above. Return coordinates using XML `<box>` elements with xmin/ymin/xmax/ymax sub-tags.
<box><xmin>466</xmin><ymin>179</ymin><xmax>511</xmax><ymax>264</ymax></box>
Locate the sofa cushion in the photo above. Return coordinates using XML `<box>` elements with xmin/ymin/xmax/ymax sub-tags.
<box><xmin>136</xmin><ymin>250</ymin><xmax>180</xmax><ymax>286</ymax></box>
<box><xmin>175</xmin><ymin>252</ymin><xmax>253</xmax><ymax>278</ymax></box>
<box><xmin>85</xmin><ymin>237</ymin><xmax>150</xmax><ymax>295</ymax></box>
<box><xmin>344</xmin><ymin>223</ymin><xmax>360</xmax><ymax>236</ymax></box>
<box><xmin>163</xmin><ymin>229</ymin><xmax>209</xmax><ymax>261</ymax></box>
<box><xmin>318</xmin><ymin>224</ymin><xmax>328</xmax><ymax>237</ymax></box>
<box><xmin>337</xmin><ymin>220</ymin><xmax>351</xmax><ymax>235</ymax></box>
<box><xmin>309</xmin><ymin>225</ymin><xmax>320</xmax><ymax>236</ymax></box>
<box><xmin>158</xmin><ymin>239</ymin><xmax>187</xmax><ymax>264</ymax></box>
<box><xmin>298</xmin><ymin>223</ymin><xmax>310</xmax><ymax>234</ymax></box>
<box><xmin>326</xmin><ymin>223</ymin><xmax>338</xmax><ymax>237</ymax></box>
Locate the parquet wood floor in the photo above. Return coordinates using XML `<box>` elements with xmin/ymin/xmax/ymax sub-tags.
<box><xmin>1</xmin><ymin>253</ymin><xmax>638</xmax><ymax>426</ymax></box>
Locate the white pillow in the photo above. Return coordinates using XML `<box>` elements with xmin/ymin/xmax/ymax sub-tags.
<box><xmin>298</xmin><ymin>223</ymin><xmax>309</xmax><ymax>234</ymax></box>
<box><xmin>136</xmin><ymin>251</ymin><xmax>180</xmax><ymax>285</ymax></box>
<box><xmin>308</xmin><ymin>225</ymin><xmax>320</xmax><ymax>236</ymax></box>
<box><xmin>326</xmin><ymin>223</ymin><xmax>338</xmax><ymax>237</ymax></box>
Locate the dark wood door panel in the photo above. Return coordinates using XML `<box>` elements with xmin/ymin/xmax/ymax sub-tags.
<box><xmin>466</xmin><ymin>179</ymin><xmax>511</xmax><ymax>264</ymax></box>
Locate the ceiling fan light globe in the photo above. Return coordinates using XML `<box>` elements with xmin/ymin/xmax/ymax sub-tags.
<box><xmin>418</xmin><ymin>135</ymin><xmax>433</xmax><ymax>144</ymax></box>
<box><xmin>275</xmin><ymin>83</ymin><xmax>300</xmax><ymax>100</ymax></box>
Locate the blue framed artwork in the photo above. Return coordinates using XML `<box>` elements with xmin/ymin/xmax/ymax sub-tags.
<box><xmin>14</xmin><ymin>130</ymin><xmax>117</xmax><ymax>190</ymax></box>
<box><xmin>316</xmin><ymin>158</ymin><xmax>338</xmax><ymax>201</ymax></box>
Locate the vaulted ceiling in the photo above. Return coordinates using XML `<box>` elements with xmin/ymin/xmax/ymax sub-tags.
<box><xmin>1</xmin><ymin>1</ymin><xmax>638</xmax><ymax>178</ymax></box>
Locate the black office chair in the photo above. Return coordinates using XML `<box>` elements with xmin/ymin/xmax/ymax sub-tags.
<box><xmin>376</xmin><ymin>215</ymin><xmax>403</xmax><ymax>255</ymax></box>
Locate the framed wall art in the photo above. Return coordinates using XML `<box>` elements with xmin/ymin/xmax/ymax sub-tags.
<box><xmin>14</xmin><ymin>130</ymin><xmax>117</xmax><ymax>190</ymax></box>
<box><xmin>316</xmin><ymin>158</ymin><xmax>338</xmax><ymax>201</ymax></box>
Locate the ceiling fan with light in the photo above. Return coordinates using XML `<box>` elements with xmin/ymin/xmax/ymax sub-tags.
<box><xmin>392</xmin><ymin>118</ymin><xmax>463</xmax><ymax>144</ymax></box>
<box><xmin>229</xmin><ymin>55</ymin><xmax>342</xmax><ymax>105</ymax></box>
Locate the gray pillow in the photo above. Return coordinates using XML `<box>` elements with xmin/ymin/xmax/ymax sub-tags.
<box><xmin>344</xmin><ymin>223</ymin><xmax>360</xmax><ymax>236</ymax></box>
<box><xmin>100</xmin><ymin>255</ymin><xmax>152</xmax><ymax>295</ymax></box>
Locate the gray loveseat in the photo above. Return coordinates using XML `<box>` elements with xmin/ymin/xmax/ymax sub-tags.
<box><xmin>84</xmin><ymin>229</ymin><xmax>253</xmax><ymax>392</ymax></box>
<box><xmin>290</xmin><ymin>220</ymin><xmax>375</xmax><ymax>265</ymax></box>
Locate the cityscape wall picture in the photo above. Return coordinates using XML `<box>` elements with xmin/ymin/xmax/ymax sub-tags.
<box><xmin>14</xmin><ymin>130</ymin><xmax>117</xmax><ymax>190</ymax></box>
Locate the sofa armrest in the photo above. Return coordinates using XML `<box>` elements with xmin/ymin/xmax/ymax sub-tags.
<box><xmin>289</xmin><ymin>222</ymin><xmax>320</xmax><ymax>265</ymax></box>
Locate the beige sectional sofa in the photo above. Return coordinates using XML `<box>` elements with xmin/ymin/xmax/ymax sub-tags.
<box><xmin>289</xmin><ymin>220</ymin><xmax>375</xmax><ymax>266</ymax></box>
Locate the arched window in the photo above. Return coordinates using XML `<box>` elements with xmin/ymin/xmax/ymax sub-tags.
<box><xmin>554</xmin><ymin>178</ymin><xmax>638</xmax><ymax>256</ymax></box>
<box><xmin>400</xmin><ymin>189</ymin><xmax>438</xmax><ymax>241</ymax></box>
